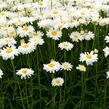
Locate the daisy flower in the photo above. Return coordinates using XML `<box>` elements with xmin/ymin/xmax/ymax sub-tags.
<box><xmin>18</xmin><ymin>42</ymin><xmax>36</xmax><ymax>55</ymax></box>
<box><xmin>29</xmin><ymin>37</ymin><xmax>44</xmax><ymax>46</ymax></box>
<box><xmin>17</xmin><ymin>25</ymin><xmax>34</xmax><ymax>38</ymax></box>
<box><xmin>50</xmin><ymin>10</ymin><xmax>61</xmax><ymax>18</ymax></box>
<box><xmin>0</xmin><ymin>26</ymin><xmax>8</xmax><ymax>37</ymax></box>
<box><xmin>58</xmin><ymin>41</ymin><xmax>74</xmax><ymax>51</ymax></box>
<box><xmin>30</xmin><ymin>31</ymin><xmax>44</xmax><ymax>38</ymax></box>
<box><xmin>103</xmin><ymin>46</ymin><xmax>109</xmax><ymax>57</ymax></box>
<box><xmin>70</xmin><ymin>31</ymin><xmax>83</xmax><ymax>42</ymax></box>
<box><xmin>7</xmin><ymin>26</ymin><xmax>16</xmax><ymax>37</ymax></box>
<box><xmin>106</xmin><ymin>71</ymin><xmax>109</xmax><ymax>79</ymax></box>
<box><xmin>81</xmin><ymin>31</ymin><xmax>94</xmax><ymax>41</ymax></box>
<box><xmin>0</xmin><ymin>46</ymin><xmax>19</xmax><ymax>60</ymax></box>
<box><xmin>0</xmin><ymin>69</ymin><xmax>3</xmax><ymax>78</ymax></box>
<box><xmin>47</xmin><ymin>29</ymin><xmax>62</xmax><ymax>40</ymax></box>
<box><xmin>105</xmin><ymin>35</ymin><xmax>109</xmax><ymax>43</ymax></box>
<box><xmin>51</xmin><ymin>77</ymin><xmax>64</xmax><ymax>87</ymax></box>
<box><xmin>76</xmin><ymin>64</ymin><xmax>86</xmax><ymax>72</ymax></box>
<box><xmin>43</xmin><ymin>60</ymin><xmax>62</xmax><ymax>73</ymax></box>
<box><xmin>0</xmin><ymin>37</ymin><xmax>16</xmax><ymax>48</ymax></box>
<box><xmin>80</xmin><ymin>51</ymin><xmax>98</xmax><ymax>65</ymax></box>
<box><xmin>16</xmin><ymin>68</ymin><xmax>34</xmax><ymax>79</ymax></box>
<box><xmin>61</xmin><ymin>62</ymin><xmax>73</xmax><ymax>71</ymax></box>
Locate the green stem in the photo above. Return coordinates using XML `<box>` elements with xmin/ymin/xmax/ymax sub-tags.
<box><xmin>53</xmin><ymin>40</ymin><xmax>56</xmax><ymax>59</ymax></box>
<box><xmin>11</xmin><ymin>60</ymin><xmax>17</xmax><ymax>103</ymax></box>
<box><xmin>92</xmin><ymin>24</ymin><xmax>97</xmax><ymax>49</ymax></box>
<box><xmin>52</xmin><ymin>74</ymin><xmax>56</xmax><ymax>109</ymax></box>
<box><xmin>11</xmin><ymin>60</ymin><xmax>25</xmax><ymax>109</ymax></box>
<box><xmin>51</xmin><ymin>0</ymin><xmax>52</xmax><ymax>9</ymax></box>
<box><xmin>59</xmin><ymin>88</ymin><xmax>62</xmax><ymax>109</ymax></box>
<box><xmin>25</xmin><ymin>80</ymin><xmax>29</xmax><ymax>109</ymax></box>
<box><xmin>52</xmin><ymin>88</ymin><xmax>56</xmax><ymax>109</ymax></box>
<box><xmin>81</xmin><ymin>72</ymin><xmax>85</xmax><ymax>109</ymax></box>
<box><xmin>95</xmin><ymin>63</ymin><xmax>98</xmax><ymax>102</ymax></box>
<box><xmin>63</xmin><ymin>50</ymin><xmax>66</xmax><ymax>107</ymax></box>
<box><xmin>26</xmin><ymin>54</ymin><xmax>30</xmax><ymax>68</ymax></box>
<box><xmin>36</xmin><ymin>48</ymin><xmax>41</xmax><ymax>109</ymax></box>
<box><xmin>104</xmin><ymin>79</ymin><xmax>108</xmax><ymax>108</ymax></box>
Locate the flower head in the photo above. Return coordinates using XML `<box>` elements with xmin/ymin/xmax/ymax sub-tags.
<box><xmin>76</xmin><ymin>64</ymin><xmax>86</xmax><ymax>72</ymax></box>
<box><xmin>16</xmin><ymin>68</ymin><xmax>34</xmax><ymax>79</ymax></box>
<box><xmin>0</xmin><ymin>69</ymin><xmax>3</xmax><ymax>78</ymax></box>
<box><xmin>43</xmin><ymin>60</ymin><xmax>62</xmax><ymax>73</ymax></box>
<box><xmin>58</xmin><ymin>41</ymin><xmax>74</xmax><ymax>51</ymax></box>
<box><xmin>0</xmin><ymin>46</ymin><xmax>19</xmax><ymax>60</ymax></box>
<box><xmin>80</xmin><ymin>51</ymin><xmax>98</xmax><ymax>65</ymax></box>
<box><xmin>47</xmin><ymin>29</ymin><xmax>62</xmax><ymax>40</ymax></box>
<box><xmin>61</xmin><ymin>62</ymin><xmax>73</xmax><ymax>71</ymax></box>
<box><xmin>51</xmin><ymin>77</ymin><xmax>64</xmax><ymax>87</ymax></box>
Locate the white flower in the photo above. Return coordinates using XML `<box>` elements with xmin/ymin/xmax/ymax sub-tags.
<box><xmin>0</xmin><ymin>37</ymin><xmax>16</xmax><ymax>48</ymax></box>
<box><xmin>30</xmin><ymin>31</ymin><xmax>44</xmax><ymax>38</ymax></box>
<box><xmin>18</xmin><ymin>42</ymin><xmax>36</xmax><ymax>55</ymax></box>
<box><xmin>0</xmin><ymin>26</ymin><xmax>8</xmax><ymax>37</ymax></box>
<box><xmin>105</xmin><ymin>35</ymin><xmax>109</xmax><ymax>43</ymax></box>
<box><xmin>50</xmin><ymin>10</ymin><xmax>61</xmax><ymax>18</ymax></box>
<box><xmin>106</xmin><ymin>71</ymin><xmax>109</xmax><ymax>79</ymax></box>
<box><xmin>94</xmin><ymin>49</ymin><xmax>98</xmax><ymax>54</ymax></box>
<box><xmin>38</xmin><ymin>19</ymin><xmax>53</xmax><ymax>28</ymax></box>
<box><xmin>29</xmin><ymin>37</ymin><xmax>44</xmax><ymax>46</ymax></box>
<box><xmin>81</xmin><ymin>31</ymin><xmax>94</xmax><ymax>41</ymax></box>
<box><xmin>51</xmin><ymin>77</ymin><xmax>64</xmax><ymax>87</ymax></box>
<box><xmin>70</xmin><ymin>31</ymin><xmax>83</xmax><ymax>42</ymax></box>
<box><xmin>9</xmin><ymin>18</ymin><xmax>25</xmax><ymax>26</ymax></box>
<box><xmin>80</xmin><ymin>51</ymin><xmax>98</xmax><ymax>65</ymax></box>
<box><xmin>16</xmin><ymin>68</ymin><xmax>34</xmax><ymax>79</ymax></box>
<box><xmin>0</xmin><ymin>69</ymin><xmax>3</xmax><ymax>78</ymax></box>
<box><xmin>7</xmin><ymin>26</ymin><xmax>16</xmax><ymax>37</ymax></box>
<box><xmin>0</xmin><ymin>46</ymin><xmax>19</xmax><ymax>60</ymax></box>
<box><xmin>43</xmin><ymin>60</ymin><xmax>62</xmax><ymax>73</ymax></box>
<box><xmin>47</xmin><ymin>29</ymin><xmax>62</xmax><ymax>40</ymax></box>
<box><xmin>61</xmin><ymin>62</ymin><xmax>73</xmax><ymax>71</ymax></box>
<box><xmin>103</xmin><ymin>46</ymin><xmax>109</xmax><ymax>57</ymax></box>
<box><xmin>17</xmin><ymin>25</ymin><xmax>34</xmax><ymax>38</ymax></box>
<box><xmin>76</xmin><ymin>64</ymin><xmax>86</xmax><ymax>72</ymax></box>
<box><xmin>58</xmin><ymin>42</ymin><xmax>74</xmax><ymax>51</ymax></box>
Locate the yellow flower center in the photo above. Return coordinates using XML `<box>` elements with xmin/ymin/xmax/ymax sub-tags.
<box><xmin>23</xmin><ymin>27</ymin><xmax>29</xmax><ymax>31</ymax></box>
<box><xmin>38</xmin><ymin>13</ymin><xmax>44</xmax><ymax>16</ymax></box>
<box><xmin>90</xmin><ymin>10</ymin><xmax>95</xmax><ymax>12</ymax></box>
<box><xmin>33</xmin><ymin>33</ymin><xmax>39</xmax><ymax>37</ymax></box>
<box><xmin>5</xmin><ymin>40</ymin><xmax>11</xmax><ymax>44</ymax></box>
<box><xmin>5</xmin><ymin>48</ymin><xmax>13</xmax><ymax>53</ymax></box>
<box><xmin>51</xmin><ymin>31</ymin><xmax>57</xmax><ymax>36</ymax></box>
<box><xmin>38</xmin><ymin>2</ymin><xmax>43</xmax><ymax>6</ymax></box>
<box><xmin>58</xmin><ymin>24</ymin><xmax>63</xmax><ymax>29</ymax></box>
<box><xmin>63</xmin><ymin>64</ymin><xmax>69</xmax><ymax>68</ymax></box>
<box><xmin>48</xmin><ymin>63</ymin><xmax>55</xmax><ymax>67</ymax></box>
<box><xmin>64</xmin><ymin>44</ymin><xmax>68</xmax><ymax>47</ymax></box>
<box><xmin>0</xmin><ymin>12</ymin><xmax>5</xmax><ymax>16</ymax></box>
<box><xmin>34</xmin><ymin>40</ymin><xmax>39</xmax><ymax>43</ymax></box>
<box><xmin>74</xmin><ymin>35</ymin><xmax>78</xmax><ymax>39</ymax></box>
<box><xmin>9</xmin><ymin>31</ymin><xmax>15</xmax><ymax>35</ymax></box>
<box><xmin>22</xmin><ymin>44</ymin><xmax>29</xmax><ymax>48</ymax></box>
<box><xmin>22</xmin><ymin>70</ymin><xmax>27</xmax><ymax>74</ymax></box>
<box><xmin>86</xmin><ymin>54</ymin><xmax>92</xmax><ymax>59</ymax></box>
<box><xmin>55</xmin><ymin>80</ymin><xmax>61</xmax><ymax>85</ymax></box>
<box><xmin>16</xmin><ymin>20</ymin><xmax>21</xmax><ymax>23</ymax></box>
<box><xmin>52</xmin><ymin>11</ymin><xmax>59</xmax><ymax>15</ymax></box>
<box><xmin>80</xmin><ymin>12</ymin><xmax>86</xmax><ymax>15</ymax></box>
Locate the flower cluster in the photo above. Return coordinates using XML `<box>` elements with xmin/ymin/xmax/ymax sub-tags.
<box><xmin>0</xmin><ymin>0</ymin><xmax>108</xmax><ymax>85</ymax></box>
